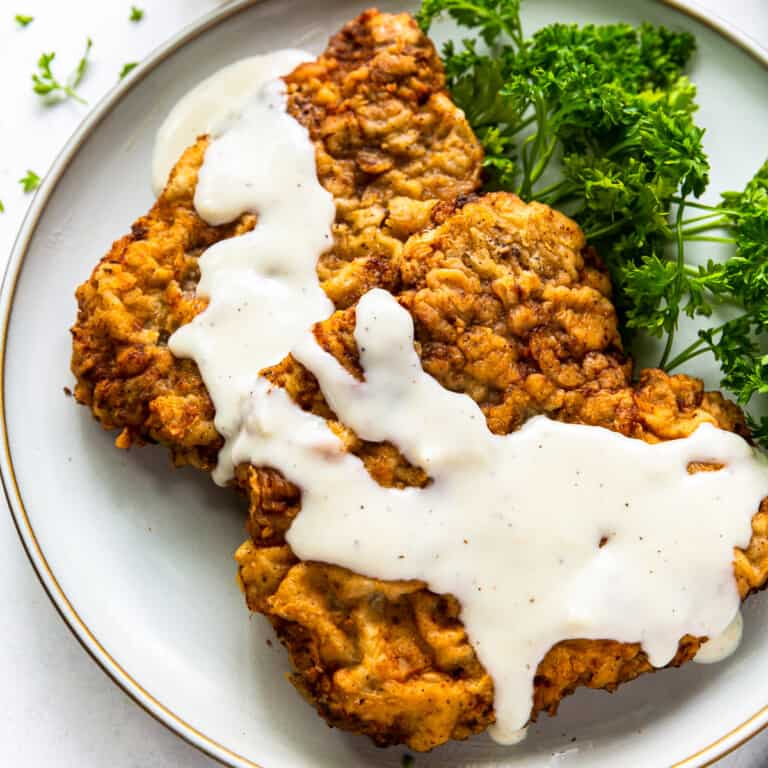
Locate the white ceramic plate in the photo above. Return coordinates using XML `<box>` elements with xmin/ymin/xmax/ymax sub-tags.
<box><xmin>3</xmin><ymin>2</ymin><xmax>768</xmax><ymax>767</ymax></box>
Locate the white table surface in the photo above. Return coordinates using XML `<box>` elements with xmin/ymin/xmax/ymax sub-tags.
<box><xmin>1</xmin><ymin>1</ymin><xmax>767</xmax><ymax>766</ymax></box>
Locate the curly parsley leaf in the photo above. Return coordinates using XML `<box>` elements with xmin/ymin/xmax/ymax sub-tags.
<box><xmin>664</xmin><ymin>163</ymin><xmax>768</xmax><ymax>410</ymax></box>
<box><xmin>417</xmin><ymin>0</ymin><xmax>523</xmax><ymax>47</ymax></box>
<box><xmin>621</xmin><ymin>255</ymin><xmax>680</xmax><ymax>337</ymax></box>
<box><xmin>699</xmin><ymin>316</ymin><xmax>768</xmax><ymax>404</ymax></box>
<box><xmin>18</xmin><ymin>170</ymin><xmax>41</xmax><ymax>193</ymax></box>
<box><xmin>32</xmin><ymin>37</ymin><xmax>92</xmax><ymax>105</ymax></box>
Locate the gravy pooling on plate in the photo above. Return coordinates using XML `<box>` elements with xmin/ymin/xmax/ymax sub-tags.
<box><xmin>157</xmin><ymin>51</ymin><xmax>768</xmax><ymax>744</ymax></box>
<box><xmin>152</xmin><ymin>51</ymin><xmax>313</xmax><ymax>195</ymax></box>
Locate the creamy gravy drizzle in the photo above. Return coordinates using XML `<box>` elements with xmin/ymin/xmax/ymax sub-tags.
<box><xmin>160</xmin><ymin>53</ymin><xmax>768</xmax><ymax>745</ymax></box>
<box><xmin>693</xmin><ymin>611</ymin><xmax>744</xmax><ymax>664</ymax></box>
<box><xmin>152</xmin><ymin>51</ymin><xmax>312</xmax><ymax>194</ymax></box>
<box><xmin>227</xmin><ymin>289</ymin><xmax>768</xmax><ymax>744</ymax></box>
<box><xmin>167</xmin><ymin>54</ymin><xmax>335</xmax><ymax>483</ymax></box>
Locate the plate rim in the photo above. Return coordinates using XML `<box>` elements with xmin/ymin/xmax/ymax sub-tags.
<box><xmin>1</xmin><ymin>1</ymin><xmax>766</xmax><ymax>767</ymax></box>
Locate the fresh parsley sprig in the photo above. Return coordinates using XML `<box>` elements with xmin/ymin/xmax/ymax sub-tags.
<box><xmin>32</xmin><ymin>37</ymin><xmax>93</xmax><ymax>105</ymax></box>
<box><xmin>657</xmin><ymin>163</ymin><xmax>768</xmax><ymax>432</ymax></box>
<box><xmin>417</xmin><ymin>0</ymin><xmax>523</xmax><ymax>47</ymax></box>
<box><xmin>18</xmin><ymin>170</ymin><xmax>41</xmax><ymax>192</ymax></box>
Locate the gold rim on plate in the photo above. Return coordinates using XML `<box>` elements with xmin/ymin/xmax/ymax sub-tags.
<box><xmin>0</xmin><ymin>1</ymin><xmax>766</xmax><ymax>766</ymax></box>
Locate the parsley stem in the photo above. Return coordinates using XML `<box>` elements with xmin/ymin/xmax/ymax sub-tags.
<box><xmin>670</xmin><ymin>197</ymin><xmax>717</xmax><ymax>211</ymax></box>
<box><xmin>584</xmin><ymin>221</ymin><xmax>624</xmax><ymax>240</ymax></box>
<box><xmin>663</xmin><ymin>317</ymin><xmax>737</xmax><ymax>371</ymax></box>
<box><xmin>604</xmin><ymin>136</ymin><xmax>639</xmax><ymax>158</ymax></box>
<box><xmin>683</xmin><ymin>235</ymin><xmax>736</xmax><ymax>244</ymax></box>
<box><xmin>487</xmin><ymin>113</ymin><xmax>535</xmax><ymax>136</ymax></box>
<box><xmin>512</xmin><ymin>114</ymin><xmax>537</xmax><ymax>133</ymax></box>
<box><xmin>63</xmin><ymin>86</ymin><xmax>87</xmax><ymax>105</ymax></box>
<box><xmin>547</xmin><ymin>191</ymin><xmax>579</xmax><ymax>207</ymax></box>
<box><xmin>518</xmin><ymin>134</ymin><xmax>537</xmax><ymax>199</ymax></box>
<box><xmin>658</xmin><ymin>331</ymin><xmax>677</xmax><ymax>372</ymax></box>
<box><xmin>670</xmin><ymin>199</ymin><xmax>741</xmax><ymax>219</ymax></box>
<box><xmin>663</xmin><ymin>343</ymin><xmax>710</xmax><ymax>371</ymax></box>
<box><xmin>477</xmin><ymin>112</ymin><xmax>535</xmax><ymax>133</ymax></box>
<box><xmin>681</xmin><ymin>211</ymin><xmax>728</xmax><ymax>226</ymax></box>
<box><xmin>659</xmin><ymin>201</ymin><xmax>687</xmax><ymax>369</ymax></box>
<box><xmin>681</xmin><ymin>217</ymin><xmax>730</xmax><ymax>236</ymax></box>
<box><xmin>529</xmin><ymin>137</ymin><xmax>559</xmax><ymax>187</ymax></box>
<box><xmin>670</xmin><ymin>199</ymin><xmax>741</xmax><ymax>218</ymax></box>
<box><xmin>535</xmin><ymin>182</ymin><xmax>578</xmax><ymax>207</ymax></box>
<box><xmin>518</xmin><ymin>93</ymin><xmax>551</xmax><ymax>199</ymax></box>
<box><xmin>534</xmin><ymin>179</ymin><xmax>567</xmax><ymax>198</ymax></box>
<box><xmin>437</xmin><ymin>1</ymin><xmax>525</xmax><ymax>47</ymax></box>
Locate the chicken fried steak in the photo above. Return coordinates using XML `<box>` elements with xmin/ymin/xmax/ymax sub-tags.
<box><xmin>70</xmin><ymin>9</ymin><xmax>483</xmax><ymax>469</ymax></box>
<box><xmin>69</xmin><ymin>6</ymin><xmax>768</xmax><ymax>756</ymax></box>
<box><xmin>235</xmin><ymin>193</ymin><xmax>768</xmax><ymax>751</ymax></box>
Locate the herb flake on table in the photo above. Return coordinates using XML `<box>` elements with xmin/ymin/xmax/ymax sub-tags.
<box><xmin>130</xmin><ymin>6</ymin><xmax>144</xmax><ymax>22</ymax></box>
<box><xmin>119</xmin><ymin>61</ymin><xmax>139</xmax><ymax>79</ymax></box>
<box><xmin>32</xmin><ymin>37</ymin><xmax>93</xmax><ymax>105</ymax></box>
<box><xmin>15</xmin><ymin>14</ymin><xmax>33</xmax><ymax>27</ymax></box>
<box><xmin>18</xmin><ymin>170</ymin><xmax>41</xmax><ymax>193</ymax></box>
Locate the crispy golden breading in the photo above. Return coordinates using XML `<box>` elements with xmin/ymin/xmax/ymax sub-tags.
<box><xmin>70</xmin><ymin>9</ymin><xmax>483</xmax><ymax>469</ymax></box>
<box><xmin>289</xmin><ymin>10</ymin><xmax>483</xmax><ymax>309</ymax></box>
<box><xmin>71</xmin><ymin>138</ymin><xmax>247</xmax><ymax>469</ymax></box>
<box><xmin>235</xmin><ymin>193</ymin><xmax>768</xmax><ymax>751</ymax></box>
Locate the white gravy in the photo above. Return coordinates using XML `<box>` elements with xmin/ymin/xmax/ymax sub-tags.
<box><xmin>162</xmin><ymin>53</ymin><xmax>768</xmax><ymax>744</ymax></box>
<box><xmin>152</xmin><ymin>51</ymin><xmax>312</xmax><ymax>194</ymax></box>
<box><xmin>167</xmin><ymin>55</ymin><xmax>335</xmax><ymax>483</ymax></box>
<box><xmin>693</xmin><ymin>610</ymin><xmax>744</xmax><ymax>664</ymax></box>
<box><xmin>227</xmin><ymin>289</ymin><xmax>768</xmax><ymax>744</ymax></box>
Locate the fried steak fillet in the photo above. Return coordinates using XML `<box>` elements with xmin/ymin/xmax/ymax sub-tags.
<box><xmin>71</xmin><ymin>9</ymin><xmax>483</xmax><ymax>469</ymax></box>
<box><xmin>235</xmin><ymin>193</ymin><xmax>768</xmax><ymax>751</ymax></box>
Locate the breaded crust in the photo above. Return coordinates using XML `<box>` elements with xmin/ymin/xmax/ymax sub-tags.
<box><xmin>71</xmin><ymin>9</ymin><xmax>483</xmax><ymax>468</ymax></box>
<box><xmin>235</xmin><ymin>193</ymin><xmax>768</xmax><ymax>751</ymax></box>
<box><xmin>71</xmin><ymin>138</ymin><xmax>246</xmax><ymax>469</ymax></box>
